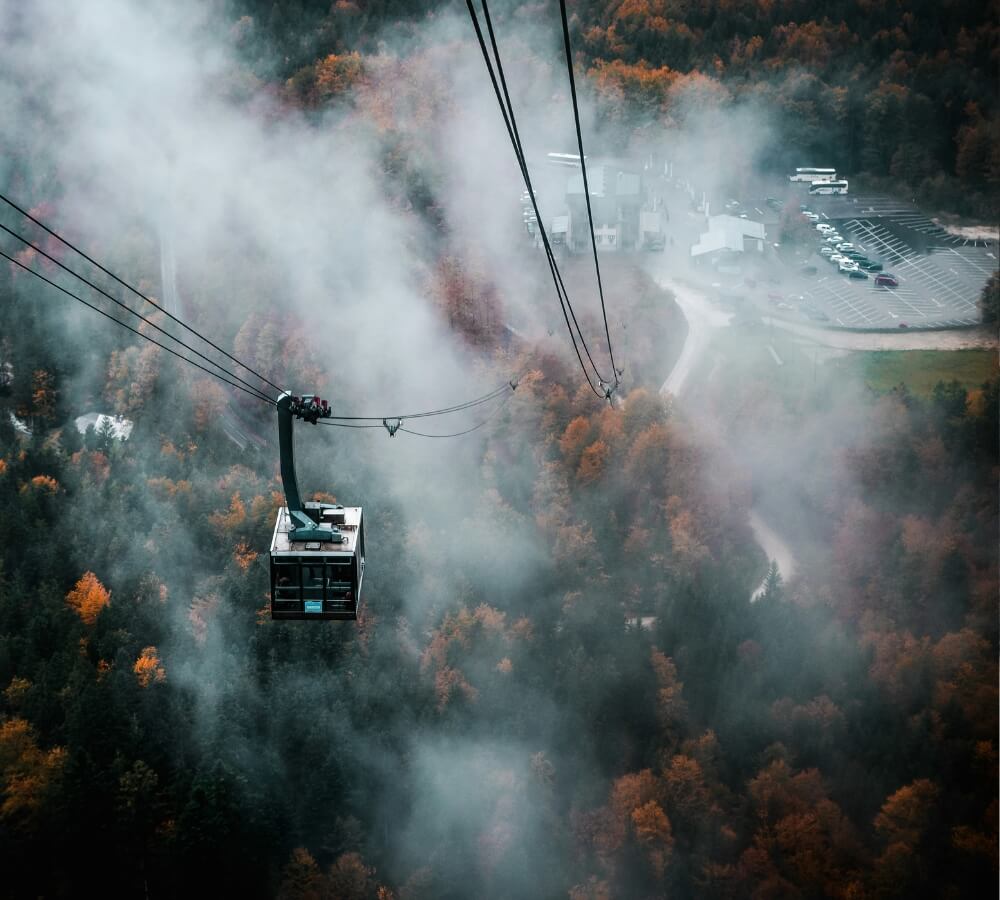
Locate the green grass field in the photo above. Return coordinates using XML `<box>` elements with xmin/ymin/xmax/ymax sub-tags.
<box><xmin>855</xmin><ymin>349</ymin><xmax>999</xmax><ymax>395</ymax></box>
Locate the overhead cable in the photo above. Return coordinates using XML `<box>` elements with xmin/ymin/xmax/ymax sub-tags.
<box><xmin>0</xmin><ymin>247</ymin><xmax>274</xmax><ymax>404</ymax></box>
<box><xmin>322</xmin><ymin>376</ymin><xmax>519</xmax><ymax>422</ymax></box>
<box><xmin>558</xmin><ymin>0</ymin><xmax>620</xmax><ymax>386</ymax></box>
<box><xmin>399</xmin><ymin>391</ymin><xmax>514</xmax><ymax>438</ymax></box>
<box><xmin>466</xmin><ymin>0</ymin><xmax>608</xmax><ymax>398</ymax></box>
<box><xmin>0</xmin><ymin>191</ymin><xmax>284</xmax><ymax>396</ymax></box>
<box><xmin>0</xmin><ymin>222</ymin><xmax>274</xmax><ymax>403</ymax></box>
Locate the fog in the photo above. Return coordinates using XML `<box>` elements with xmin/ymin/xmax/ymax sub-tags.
<box><xmin>2</xmin><ymin>1</ymin><xmax>994</xmax><ymax>897</ymax></box>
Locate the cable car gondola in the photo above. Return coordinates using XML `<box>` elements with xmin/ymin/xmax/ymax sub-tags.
<box><xmin>269</xmin><ymin>392</ymin><xmax>365</xmax><ymax>620</ymax></box>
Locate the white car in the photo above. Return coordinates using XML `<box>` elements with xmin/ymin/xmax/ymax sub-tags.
<box><xmin>803</xmin><ymin>212</ymin><xmax>819</xmax><ymax>221</ymax></box>
<box><xmin>825</xmin><ymin>235</ymin><xmax>843</xmax><ymax>244</ymax></box>
<box><xmin>836</xmin><ymin>242</ymin><xmax>855</xmax><ymax>251</ymax></box>
<box><xmin>830</xmin><ymin>254</ymin><xmax>848</xmax><ymax>264</ymax></box>
<box><xmin>820</xmin><ymin>247</ymin><xmax>836</xmax><ymax>256</ymax></box>
<box><xmin>816</xmin><ymin>223</ymin><xmax>834</xmax><ymax>232</ymax></box>
<box><xmin>838</xmin><ymin>261</ymin><xmax>859</xmax><ymax>273</ymax></box>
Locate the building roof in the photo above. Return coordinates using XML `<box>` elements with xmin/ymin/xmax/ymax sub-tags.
<box><xmin>691</xmin><ymin>214</ymin><xmax>766</xmax><ymax>257</ymax></box>
<box><xmin>271</xmin><ymin>506</ymin><xmax>363</xmax><ymax>556</ymax></box>
<box><xmin>73</xmin><ymin>412</ymin><xmax>134</xmax><ymax>441</ymax></box>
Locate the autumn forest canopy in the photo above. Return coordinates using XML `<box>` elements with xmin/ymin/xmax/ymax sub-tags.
<box><xmin>0</xmin><ymin>1</ymin><xmax>998</xmax><ymax>898</ymax></box>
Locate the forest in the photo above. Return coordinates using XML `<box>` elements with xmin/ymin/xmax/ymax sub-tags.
<box><xmin>1</xmin><ymin>1</ymin><xmax>998</xmax><ymax>898</ymax></box>
<box><xmin>232</xmin><ymin>0</ymin><xmax>1000</xmax><ymax>218</ymax></box>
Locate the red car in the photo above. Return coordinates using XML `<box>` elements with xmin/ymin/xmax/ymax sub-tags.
<box><xmin>875</xmin><ymin>273</ymin><xmax>898</xmax><ymax>287</ymax></box>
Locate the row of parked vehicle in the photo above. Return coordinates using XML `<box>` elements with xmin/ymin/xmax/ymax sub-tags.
<box><xmin>813</xmin><ymin>222</ymin><xmax>898</xmax><ymax>286</ymax></box>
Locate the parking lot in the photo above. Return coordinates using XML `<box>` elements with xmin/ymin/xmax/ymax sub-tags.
<box><xmin>766</xmin><ymin>194</ymin><xmax>997</xmax><ymax>329</ymax></box>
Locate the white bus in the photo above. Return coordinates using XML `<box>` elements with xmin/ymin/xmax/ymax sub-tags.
<box><xmin>547</xmin><ymin>152</ymin><xmax>584</xmax><ymax>168</ymax></box>
<box><xmin>808</xmin><ymin>180</ymin><xmax>849</xmax><ymax>195</ymax></box>
<box><xmin>789</xmin><ymin>167</ymin><xmax>836</xmax><ymax>183</ymax></box>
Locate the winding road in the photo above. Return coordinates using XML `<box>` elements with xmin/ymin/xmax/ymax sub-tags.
<box><xmin>652</xmin><ymin>273</ymin><xmax>800</xmax><ymax>601</ymax></box>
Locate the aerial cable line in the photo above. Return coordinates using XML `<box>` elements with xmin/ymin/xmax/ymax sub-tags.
<box><xmin>399</xmin><ymin>391</ymin><xmax>514</xmax><ymax>438</ymax></box>
<box><xmin>0</xmin><ymin>247</ymin><xmax>275</xmax><ymax>404</ymax></box>
<box><xmin>477</xmin><ymin>0</ymin><xmax>613</xmax><ymax>394</ymax></box>
<box><xmin>470</xmin><ymin>0</ymin><xmax>608</xmax><ymax>396</ymax></box>
<box><xmin>322</xmin><ymin>377</ymin><xmax>517</xmax><ymax>422</ymax></box>
<box><xmin>0</xmin><ymin>191</ymin><xmax>284</xmax><ymax>396</ymax></box>
<box><xmin>1</xmin><ymin>191</ymin><xmax>522</xmax><ymax>436</ymax></box>
<box><xmin>0</xmin><ymin>222</ymin><xmax>274</xmax><ymax>403</ymax></box>
<box><xmin>465</xmin><ymin>0</ymin><xmax>607</xmax><ymax>398</ymax></box>
<box><xmin>558</xmin><ymin>0</ymin><xmax>620</xmax><ymax>387</ymax></box>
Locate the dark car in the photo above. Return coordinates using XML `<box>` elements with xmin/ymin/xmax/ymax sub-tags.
<box><xmin>898</xmin><ymin>322</ymin><xmax>909</xmax><ymax>328</ymax></box>
<box><xmin>848</xmin><ymin>269</ymin><xmax>869</xmax><ymax>279</ymax></box>
<box><xmin>860</xmin><ymin>261</ymin><xmax>884</xmax><ymax>272</ymax></box>
<box><xmin>766</xmin><ymin>197</ymin><xmax>783</xmax><ymax>210</ymax></box>
<box><xmin>875</xmin><ymin>273</ymin><xmax>898</xmax><ymax>287</ymax></box>
<box><xmin>800</xmin><ymin>265</ymin><xmax>818</xmax><ymax>275</ymax></box>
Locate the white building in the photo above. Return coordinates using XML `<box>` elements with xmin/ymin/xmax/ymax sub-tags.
<box><xmin>691</xmin><ymin>214</ymin><xmax>766</xmax><ymax>267</ymax></box>
<box><xmin>74</xmin><ymin>412</ymin><xmax>134</xmax><ymax>441</ymax></box>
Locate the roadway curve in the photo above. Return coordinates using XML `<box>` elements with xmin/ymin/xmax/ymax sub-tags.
<box><xmin>652</xmin><ymin>274</ymin><xmax>800</xmax><ymax>602</ymax></box>
<box><xmin>658</xmin><ymin>278</ymin><xmax>733</xmax><ymax>397</ymax></box>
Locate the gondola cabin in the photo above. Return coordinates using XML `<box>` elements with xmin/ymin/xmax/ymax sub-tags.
<box><xmin>269</xmin><ymin>504</ymin><xmax>365</xmax><ymax>620</ymax></box>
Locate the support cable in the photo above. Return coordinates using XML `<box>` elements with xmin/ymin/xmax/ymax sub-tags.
<box><xmin>0</xmin><ymin>192</ymin><xmax>285</xmax><ymax>395</ymax></box>
<box><xmin>479</xmin><ymin>0</ymin><xmax>613</xmax><ymax>392</ymax></box>
<box><xmin>0</xmin><ymin>247</ymin><xmax>274</xmax><ymax>404</ymax></box>
<box><xmin>466</xmin><ymin>0</ymin><xmax>606</xmax><ymax>397</ymax></box>
<box><xmin>558</xmin><ymin>0</ymin><xmax>620</xmax><ymax>386</ymax></box>
<box><xmin>399</xmin><ymin>391</ymin><xmax>513</xmax><ymax>438</ymax></box>
<box><xmin>0</xmin><ymin>223</ymin><xmax>274</xmax><ymax>403</ymax></box>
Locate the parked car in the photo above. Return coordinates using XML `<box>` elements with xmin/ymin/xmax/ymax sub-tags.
<box><xmin>898</xmin><ymin>322</ymin><xmax>909</xmax><ymax>328</ymax></box>
<box><xmin>838</xmin><ymin>261</ymin><xmax>860</xmax><ymax>273</ymax></box>
<box><xmin>825</xmin><ymin>235</ymin><xmax>843</xmax><ymax>244</ymax></box>
<box><xmin>835</xmin><ymin>242</ymin><xmax>855</xmax><ymax>251</ymax></box>
<box><xmin>820</xmin><ymin>247</ymin><xmax>836</xmax><ymax>256</ymax></box>
<box><xmin>799</xmin><ymin>265</ymin><xmax>818</xmax><ymax>275</ymax></box>
<box><xmin>803</xmin><ymin>212</ymin><xmax>819</xmax><ymax>221</ymax></box>
<box><xmin>848</xmin><ymin>269</ymin><xmax>869</xmax><ymax>279</ymax></box>
<box><xmin>766</xmin><ymin>197</ymin><xmax>783</xmax><ymax>210</ymax></box>
<box><xmin>875</xmin><ymin>273</ymin><xmax>899</xmax><ymax>286</ymax></box>
<box><xmin>860</xmin><ymin>261</ymin><xmax>884</xmax><ymax>272</ymax></box>
<box><xmin>830</xmin><ymin>254</ymin><xmax>848</xmax><ymax>264</ymax></box>
<box><xmin>816</xmin><ymin>223</ymin><xmax>833</xmax><ymax>232</ymax></box>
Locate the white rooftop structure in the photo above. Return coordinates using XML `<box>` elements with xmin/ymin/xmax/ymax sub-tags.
<box><xmin>74</xmin><ymin>412</ymin><xmax>134</xmax><ymax>441</ymax></box>
<box><xmin>691</xmin><ymin>215</ymin><xmax>766</xmax><ymax>258</ymax></box>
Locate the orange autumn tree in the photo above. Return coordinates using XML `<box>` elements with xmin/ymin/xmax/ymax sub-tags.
<box><xmin>65</xmin><ymin>572</ymin><xmax>110</xmax><ymax>625</ymax></box>
<box><xmin>133</xmin><ymin>647</ymin><xmax>166</xmax><ymax>687</ymax></box>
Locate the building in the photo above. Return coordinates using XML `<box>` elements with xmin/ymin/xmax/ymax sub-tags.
<box><xmin>565</xmin><ymin>166</ymin><xmax>642</xmax><ymax>252</ymax></box>
<box><xmin>690</xmin><ymin>215</ymin><xmax>766</xmax><ymax>270</ymax></box>
<box><xmin>74</xmin><ymin>412</ymin><xmax>134</xmax><ymax>441</ymax></box>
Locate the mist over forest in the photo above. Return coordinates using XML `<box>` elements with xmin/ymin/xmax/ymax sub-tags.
<box><xmin>0</xmin><ymin>1</ymin><xmax>997</xmax><ymax>898</ymax></box>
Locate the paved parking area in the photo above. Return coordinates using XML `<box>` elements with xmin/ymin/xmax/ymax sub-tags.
<box><xmin>766</xmin><ymin>196</ymin><xmax>997</xmax><ymax>329</ymax></box>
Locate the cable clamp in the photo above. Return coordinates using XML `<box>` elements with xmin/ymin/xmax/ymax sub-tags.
<box><xmin>383</xmin><ymin>418</ymin><xmax>403</xmax><ymax>437</ymax></box>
